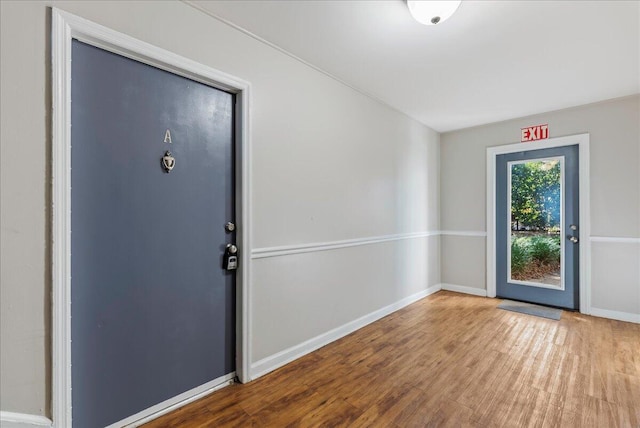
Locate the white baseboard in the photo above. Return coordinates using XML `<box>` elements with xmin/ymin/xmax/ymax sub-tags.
<box><xmin>590</xmin><ymin>307</ymin><xmax>640</xmax><ymax>324</ymax></box>
<box><xmin>250</xmin><ymin>284</ymin><xmax>442</xmax><ymax>379</ymax></box>
<box><xmin>0</xmin><ymin>377</ymin><xmax>235</xmax><ymax>428</ymax></box>
<box><xmin>0</xmin><ymin>412</ymin><xmax>51</xmax><ymax>428</ymax></box>
<box><xmin>441</xmin><ymin>283</ymin><xmax>488</xmax><ymax>297</ymax></box>
<box><xmin>109</xmin><ymin>372</ymin><xmax>235</xmax><ymax>427</ymax></box>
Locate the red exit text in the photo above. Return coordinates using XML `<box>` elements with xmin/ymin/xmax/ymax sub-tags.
<box><xmin>521</xmin><ymin>124</ymin><xmax>549</xmax><ymax>142</ymax></box>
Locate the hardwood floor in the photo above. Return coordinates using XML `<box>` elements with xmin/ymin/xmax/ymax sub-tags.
<box><xmin>143</xmin><ymin>291</ymin><xmax>640</xmax><ymax>427</ymax></box>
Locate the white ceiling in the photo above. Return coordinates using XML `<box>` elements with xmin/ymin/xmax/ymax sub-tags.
<box><xmin>191</xmin><ymin>0</ymin><xmax>640</xmax><ymax>132</ymax></box>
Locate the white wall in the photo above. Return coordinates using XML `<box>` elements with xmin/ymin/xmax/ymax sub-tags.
<box><xmin>441</xmin><ymin>95</ymin><xmax>640</xmax><ymax>318</ymax></box>
<box><xmin>0</xmin><ymin>0</ymin><xmax>440</xmax><ymax>418</ymax></box>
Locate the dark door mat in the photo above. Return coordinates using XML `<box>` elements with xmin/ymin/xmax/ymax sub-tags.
<box><xmin>497</xmin><ymin>300</ymin><xmax>562</xmax><ymax>320</ymax></box>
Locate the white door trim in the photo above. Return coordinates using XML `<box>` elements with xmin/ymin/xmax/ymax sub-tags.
<box><xmin>51</xmin><ymin>8</ymin><xmax>253</xmax><ymax>428</ymax></box>
<box><xmin>486</xmin><ymin>133</ymin><xmax>591</xmax><ymax>314</ymax></box>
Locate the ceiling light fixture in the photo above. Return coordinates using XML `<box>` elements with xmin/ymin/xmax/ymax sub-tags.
<box><xmin>407</xmin><ymin>0</ymin><xmax>462</xmax><ymax>25</ymax></box>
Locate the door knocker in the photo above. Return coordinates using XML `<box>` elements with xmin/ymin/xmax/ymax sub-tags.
<box><xmin>162</xmin><ymin>151</ymin><xmax>175</xmax><ymax>173</ymax></box>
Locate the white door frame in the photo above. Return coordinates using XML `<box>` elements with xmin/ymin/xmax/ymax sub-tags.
<box><xmin>51</xmin><ymin>8</ymin><xmax>252</xmax><ymax>427</ymax></box>
<box><xmin>486</xmin><ymin>133</ymin><xmax>591</xmax><ymax>314</ymax></box>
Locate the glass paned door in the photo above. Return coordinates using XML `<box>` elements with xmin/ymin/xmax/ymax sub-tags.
<box><xmin>496</xmin><ymin>145</ymin><xmax>579</xmax><ymax>310</ymax></box>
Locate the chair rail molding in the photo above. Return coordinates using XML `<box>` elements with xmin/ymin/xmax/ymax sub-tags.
<box><xmin>590</xmin><ymin>236</ymin><xmax>640</xmax><ymax>244</ymax></box>
<box><xmin>252</xmin><ymin>231</ymin><xmax>440</xmax><ymax>259</ymax></box>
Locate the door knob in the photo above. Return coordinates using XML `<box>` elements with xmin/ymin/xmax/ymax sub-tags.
<box><xmin>224</xmin><ymin>244</ymin><xmax>238</xmax><ymax>270</ymax></box>
<box><xmin>568</xmin><ymin>236</ymin><xmax>579</xmax><ymax>244</ymax></box>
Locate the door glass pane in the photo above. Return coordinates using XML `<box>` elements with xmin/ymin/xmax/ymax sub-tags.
<box><xmin>508</xmin><ymin>157</ymin><xmax>563</xmax><ymax>288</ymax></box>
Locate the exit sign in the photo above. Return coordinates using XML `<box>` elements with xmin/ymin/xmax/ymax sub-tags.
<box><xmin>521</xmin><ymin>124</ymin><xmax>549</xmax><ymax>142</ymax></box>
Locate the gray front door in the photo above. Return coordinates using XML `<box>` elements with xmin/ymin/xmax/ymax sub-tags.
<box><xmin>71</xmin><ymin>40</ymin><xmax>236</xmax><ymax>427</ymax></box>
<box><xmin>496</xmin><ymin>145</ymin><xmax>579</xmax><ymax>310</ymax></box>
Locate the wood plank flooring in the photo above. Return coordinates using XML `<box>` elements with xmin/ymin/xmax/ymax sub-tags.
<box><xmin>143</xmin><ymin>291</ymin><xmax>640</xmax><ymax>427</ymax></box>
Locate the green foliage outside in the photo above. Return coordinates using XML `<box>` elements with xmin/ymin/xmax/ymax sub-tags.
<box><xmin>511</xmin><ymin>237</ymin><xmax>531</xmax><ymax>274</ymax></box>
<box><xmin>511</xmin><ymin>235</ymin><xmax>561</xmax><ymax>279</ymax></box>
<box><xmin>510</xmin><ymin>160</ymin><xmax>562</xmax><ymax>281</ymax></box>
<box><xmin>511</xmin><ymin>161</ymin><xmax>560</xmax><ymax>231</ymax></box>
